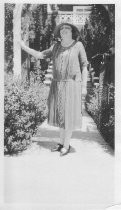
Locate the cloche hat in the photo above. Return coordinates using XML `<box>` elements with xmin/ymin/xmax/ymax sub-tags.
<box><xmin>54</xmin><ymin>22</ymin><xmax>80</xmax><ymax>40</ymax></box>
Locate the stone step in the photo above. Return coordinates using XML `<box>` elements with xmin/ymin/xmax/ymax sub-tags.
<box><xmin>43</xmin><ymin>80</ymin><xmax>51</xmax><ymax>85</ymax></box>
<box><xmin>47</xmin><ymin>69</ymin><xmax>53</xmax><ymax>73</ymax></box>
<box><xmin>45</xmin><ymin>74</ymin><xmax>53</xmax><ymax>79</ymax></box>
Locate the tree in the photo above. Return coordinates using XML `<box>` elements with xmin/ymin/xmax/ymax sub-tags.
<box><xmin>5</xmin><ymin>4</ymin><xmax>15</xmax><ymax>73</ymax></box>
<box><xmin>83</xmin><ymin>4</ymin><xmax>114</xmax><ymax>60</ymax></box>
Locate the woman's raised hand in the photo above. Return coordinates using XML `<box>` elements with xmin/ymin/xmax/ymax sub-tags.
<box><xmin>17</xmin><ymin>39</ymin><xmax>25</xmax><ymax>49</ymax></box>
<box><xmin>18</xmin><ymin>39</ymin><xmax>44</xmax><ymax>59</ymax></box>
<box><xmin>20</xmin><ymin>40</ymin><xmax>26</xmax><ymax>49</ymax></box>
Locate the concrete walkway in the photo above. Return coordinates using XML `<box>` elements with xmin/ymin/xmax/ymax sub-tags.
<box><xmin>3</xmin><ymin>111</ymin><xmax>114</xmax><ymax>210</ymax></box>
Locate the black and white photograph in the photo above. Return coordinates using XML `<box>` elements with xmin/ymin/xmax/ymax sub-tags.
<box><xmin>0</xmin><ymin>1</ymin><xmax>121</xmax><ymax>210</ymax></box>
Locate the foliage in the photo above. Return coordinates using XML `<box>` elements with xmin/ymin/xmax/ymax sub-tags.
<box><xmin>29</xmin><ymin>4</ymin><xmax>57</xmax><ymax>80</ymax></box>
<box><xmin>85</xmin><ymin>84</ymin><xmax>114</xmax><ymax>149</ymax></box>
<box><xmin>86</xmin><ymin>87</ymin><xmax>99</xmax><ymax>124</ymax></box>
<box><xmin>83</xmin><ymin>4</ymin><xmax>115</xmax><ymax>60</ymax></box>
<box><xmin>4</xmin><ymin>73</ymin><xmax>49</xmax><ymax>154</ymax></box>
<box><xmin>21</xmin><ymin>4</ymin><xmax>57</xmax><ymax>81</ymax></box>
<box><xmin>5</xmin><ymin>4</ymin><xmax>15</xmax><ymax>73</ymax></box>
<box><xmin>99</xmin><ymin>106</ymin><xmax>114</xmax><ymax>148</ymax></box>
<box><xmin>99</xmin><ymin>84</ymin><xmax>114</xmax><ymax>148</ymax></box>
<box><xmin>5</xmin><ymin>3</ymin><xmax>57</xmax><ymax>78</ymax></box>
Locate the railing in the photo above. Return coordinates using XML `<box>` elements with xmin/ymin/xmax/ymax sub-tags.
<box><xmin>44</xmin><ymin>60</ymin><xmax>53</xmax><ymax>86</ymax></box>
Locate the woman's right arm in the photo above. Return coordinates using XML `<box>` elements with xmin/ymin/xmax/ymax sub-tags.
<box><xmin>21</xmin><ymin>41</ymin><xmax>44</xmax><ymax>59</ymax></box>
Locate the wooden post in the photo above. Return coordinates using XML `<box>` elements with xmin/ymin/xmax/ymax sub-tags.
<box><xmin>13</xmin><ymin>4</ymin><xmax>23</xmax><ymax>78</ymax></box>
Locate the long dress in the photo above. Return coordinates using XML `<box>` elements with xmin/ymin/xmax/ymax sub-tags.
<box><xmin>42</xmin><ymin>41</ymin><xmax>88</xmax><ymax>130</ymax></box>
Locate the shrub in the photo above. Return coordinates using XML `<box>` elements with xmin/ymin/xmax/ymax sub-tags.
<box><xmin>4</xmin><ymin>74</ymin><xmax>49</xmax><ymax>154</ymax></box>
<box><xmin>85</xmin><ymin>87</ymin><xmax>99</xmax><ymax>125</ymax></box>
<box><xmin>99</xmin><ymin>84</ymin><xmax>115</xmax><ymax>148</ymax></box>
<box><xmin>100</xmin><ymin>110</ymin><xmax>114</xmax><ymax>148</ymax></box>
<box><xmin>85</xmin><ymin>84</ymin><xmax>115</xmax><ymax>149</ymax></box>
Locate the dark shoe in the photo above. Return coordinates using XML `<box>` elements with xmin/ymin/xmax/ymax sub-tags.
<box><xmin>51</xmin><ymin>143</ymin><xmax>63</xmax><ymax>152</ymax></box>
<box><xmin>60</xmin><ymin>146</ymin><xmax>71</xmax><ymax>156</ymax></box>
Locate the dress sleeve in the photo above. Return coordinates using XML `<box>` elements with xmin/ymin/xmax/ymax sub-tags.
<box><xmin>78</xmin><ymin>42</ymin><xmax>88</xmax><ymax>68</ymax></box>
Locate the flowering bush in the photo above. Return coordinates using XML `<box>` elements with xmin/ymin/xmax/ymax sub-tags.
<box><xmin>85</xmin><ymin>84</ymin><xmax>114</xmax><ymax>149</ymax></box>
<box><xmin>100</xmin><ymin>111</ymin><xmax>114</xmax><ymax>148</ymax></box>
<box><xmin>85</xmin><ymin>87</ymin><xmax>99</xmax><ymax>125</ymax></box>
<box><xmin>4</xmin><ymin>74</ymin><xmax>49</xmax><ymax>154</ymax></box>
<box><xmin>99</xmin><ymin>84</ymin><xmax>115</xmax><ymax>148</ymax></box>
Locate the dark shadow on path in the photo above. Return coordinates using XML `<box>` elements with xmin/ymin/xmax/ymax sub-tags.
<box><xmin>34</xmin><ymin>120</ymin><xmax>114</xmax><ymax>156</ymax></box>
<box><xmin>32</xmin><ymin>140</ymin><xmax>76</xmax><ymax>154</ymax></box>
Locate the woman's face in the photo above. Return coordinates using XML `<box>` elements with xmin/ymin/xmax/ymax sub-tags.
<box><xmin>60</xmin><ymin>24</ymin><xmax>72</xmax><ymax>40</ymax></box>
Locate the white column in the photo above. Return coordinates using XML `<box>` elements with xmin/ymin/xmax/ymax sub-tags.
<box><xmin>13</xmin><ymin>4</ymin><xmax>22</xmax><ymax>78</ymax></box>
<box><xmin>0</xmin><ymin>2</ymin><xmax>4</xmax><ymax>206</ymax></box>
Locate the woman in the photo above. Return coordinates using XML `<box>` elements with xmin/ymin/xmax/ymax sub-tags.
<box><xmin>20</xmin><ymin>22</ymin><xmax>88</xmax><ymax>156</ymax></box>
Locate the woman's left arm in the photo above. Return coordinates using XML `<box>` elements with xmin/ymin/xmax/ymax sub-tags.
<box><xmin>82</xmin><ymin>66</ymin><xmax>88</xmax><ymax>95</ymax></box>
<box><xmin>78</xmin><ymin>42</ymin><xmax>88</xmax><ymax>95</ymax></box>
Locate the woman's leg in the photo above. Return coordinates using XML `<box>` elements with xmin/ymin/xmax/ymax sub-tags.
<box><xmin>63</xmin><ymin>129</ymin><xmax>72</xmax><ymax>149</ymax></box>
<box><xmin>59</xmin><ymin>129</ymin><xmax>72</xmax><ymax>156</ymax></box>
<box><xmin>60</xmin><ymin>128</ymin><xmax>72</xmax><ymax>148</ymax></box>
<box><xmin>51</xmin><ymin>128</ymin><xmax>64</xmax><ymax>152</ymax></box>
<box><xmin>59</xmin><ymin>128</ymin><xmax>65</xmax><ymax>145</ymax></box>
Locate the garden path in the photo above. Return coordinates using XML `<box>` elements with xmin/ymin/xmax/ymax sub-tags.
<box><xmin>3</xmin><ymin>110</ymin><xmax>114</xmax><ymax>210</ymax></box>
